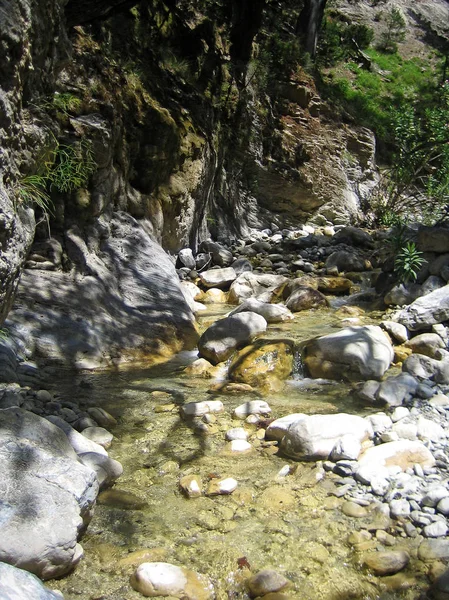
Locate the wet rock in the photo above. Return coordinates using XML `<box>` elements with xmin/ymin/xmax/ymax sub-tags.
<box><xmin>285</xmin><ymin>286</ymin><xmax>328</xmax><ymax>312</ymax></box>
<box><xmin>86</xmin><ymin>407</ymin><xmax>117</xmax><ymax>429</ymax></box>
<box><xmin>228</xmin><ymin>440</ymin><xmax>252</xmax><ymax>453</ymax></box>
<box><xmin>303</xmin><ymin>326</ymin><xmax>394</xmax><ymax>381</ymax></box>
<box><xmin>181</xmin><ymin>400</ymin><xmax>224</xmax><ymax>418</ymax></box>
<box><xmin>130</xmin><ymin>562</ymin><xmax>213</xmax><ymax>599</ymax></box>
<box><xmin>206</xmin><ymin>477</ymin><xmax>238</xmax><ymax>495</ymax></box>
<box><xmin>201</xmin><ymin>288</ymin><xmax>228</xmax><ymax>304</ymax></box>
<box><xmin>78</xmin><ymin>452</ymin><xmax>123</xmax><ymax>489</ymax></box>
<box><xmin>419</xmin><ymin>539</ymin><xmax>449</xmax><ymax>562</ymax></box>
<box><xmin>198</xmin><ymin>312</ymin><xmax>267</xmax><ymax>365</ymax></box>
<box><xmin>375</xmin><ymin>373</ymin><xmax>419</xmax><ymax>407</ymax></box>
<box><xmin>234</xmin><ymin>400</ymin><xmax>271</xmax><ymax>419</ymax></box>
<box><xmin>316</xmin><ymin>276</ymin><xmax>353</xmax><ymax>294</ymax></box>
<box><xmin>280</xmin><ymin>413</ymin><xmax>372</xmax><ymax>461</ymax></box>
<box><xmin>198</xmin><ymin>267</ymin><xmax>237</xmax><ymax>290</ymax></box>
<box><xmin>429</xmin><ymin>568</ymin><xmax>449</xmax><ymax>600</ymax></box>
<box><xmin>179</xmin><ymin>475</ymin><xmax>202</xmax><ymax>498</ymax></box>
<box><xmin>363</xmin><ymin>551</ymin><xmax>410</xmax><ymax>575</ymax></box>
<box><xmin>183</xmin><ymin>358</ymin><xmax>217</xmax><ymax>377</ymax></box>
<box><xmin>98</xmin><ymin>489</ymin><xmax>147</xmax><ymax>510</ymax></box>
<box><xmin>0</xmin><ymin>562</ymin><xmax>64</xmax><ymax>600</ymax></box>
<box><xmin>246</xmin><ymin>569</ymin><xmax>290</xmax><ymax>597</ymax></box>
<box><xmin>226</xmin><ymin>427</ymin><xmax>248</xmax><ymax>441</ymax></box>
<box><xmin>228</xmin><ymin>339</ymin><xmax>294</xmax><ymax>392</ymax></box>
<box><xmin>341</xmin><ymin>501</ymin><xmax>368</xmax><ymax>518</ymax></box>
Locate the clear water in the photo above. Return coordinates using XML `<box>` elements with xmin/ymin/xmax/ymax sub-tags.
<box><xmin>47</xmin><ymin>306</ymin><xmax>428</xmax><ymax>600</ymax></box>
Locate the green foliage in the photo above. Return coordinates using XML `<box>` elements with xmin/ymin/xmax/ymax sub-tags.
<box><xmin>394</xmin><ymin>242</ymin><xmax>426</xmax><ymax>283</ymax></box>
<box><xmin>52</xmin><ymin>92</ymin><xmax>82</xmax><ymax>115</ymax></box>
<box><xmin>50</xmin><ymin>140</ymin><xmax>97</xmax><ymax>193</ymax></box>
<box><xmin>378</xmin><ymin>7</ymin><xmax>407</xmax><ymax>54</ymax></box>
<box><xmin>318</xmin><ymin>14</ymin><xmax>374</xmax><ymax>66</ymax></box>
<box><xmin>15</xmin><ymin>174</ymin><xmax>53</xmax><ymax>214</ymax></box>
<box><xmin>0</xmin><ymin>328</ymin><xmax>9</xmax><ymax>341</ymax></box>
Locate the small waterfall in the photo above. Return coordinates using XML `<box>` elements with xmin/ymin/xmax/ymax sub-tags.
<box><xmin>292</xmin><ymin>348</ymin><xmax>305</xmax><ymax>379</ymax></box>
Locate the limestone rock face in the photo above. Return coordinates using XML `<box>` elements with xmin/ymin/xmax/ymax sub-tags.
<box><xmin>198</xmin><ymin>312</ymin><xmax>267</xmax><ymax>364</ymax></box>
<box><xmin>0</xmin><ymin>408</ymin><xmax>99</xmax><ymax>579</ymax></box>
<box><xmin>229</xmin><ymin>339</ymin><xmax>295</xmax><ymax>391</ymax></box>
<box><xmin>303</xmin><ymin>325</ymin><xmax>394</xmax><ymax>381</ymax></box>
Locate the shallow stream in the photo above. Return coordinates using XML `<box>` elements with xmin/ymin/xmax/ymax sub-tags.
<box><xmin>48</xmin><ymin>306</ymin><xmax>428</xmax><ymax>600</ymax></box>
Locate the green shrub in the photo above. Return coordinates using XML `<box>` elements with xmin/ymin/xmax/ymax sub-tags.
<box><xmin>394</xmin><ymin>242</ymin><xmax>426</xmax><ymax>283</ymax></box>
<box><xmin>15</xmin><ymin>174</ymin><xmax>53</xmax><ymax>214</ymax></box>
<box><xmin>49</xmin><ymin>140</ymin><xmax>97</xmax><ymax>193</ymax></box>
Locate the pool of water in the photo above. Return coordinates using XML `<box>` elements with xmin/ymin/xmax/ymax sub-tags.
<box><xmin>47</xmin><ymin>306</ymin><xmax>428</xmax><ymax>600</ymax></box>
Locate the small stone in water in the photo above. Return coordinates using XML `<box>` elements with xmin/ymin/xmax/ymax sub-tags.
<box><xmin>229</xmin><ymin>440</ymin><xmax>252</xmax><ymax>453</ymax></box>
<box><xmin>341</xmin><ymin>501</ymin><xmax>368</xmax><ymax>518</ymax></box>
<box><xmin>179</xmin><ymin>475</ymin><xmax>202</xmax><ymax>498</ymax></box>
<box><xmin>246</xmin><ymin>569</ymin><xmax>290</xmax><ymax>597</ymax></box>
<box><xmin>234</xmin><ymin>400</ymin><xmax>271</xmax><ymax>419</ymax></box>
<box><xmin>206</xmin><ymin>477</ymin><xmax>238</xmax><ymax>496</ymax></box>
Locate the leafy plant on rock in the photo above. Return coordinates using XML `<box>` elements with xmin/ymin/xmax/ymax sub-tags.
<box><xmin>394</xmin><ymin>241</ymin><xmax>426</xmax><ymax>283</ymax></box>
<box><xmin>49</xmin><ymin>139</ymin><xmax>97</xmax><ymax>193</ymax></box>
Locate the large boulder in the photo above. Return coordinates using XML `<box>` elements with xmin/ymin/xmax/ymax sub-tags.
<box><xmin>394</xmin><ymin>284</ymin><xmax>449</xmax><ymax>331</ymax></box>
<box><xmin>198</xmin><ymin>312</ymin><xmax>267</xmax><ymax>364</ymax></box>
<box><xmin>303</xmin><ymin>326</ymin><xmax>394</xmax><ymax>381</ymax></box>
<box><xmin>227</xmin><ymin>298</ymin><xmax>294</xmax><ymax>323</ymax></box>
<box><xmin>325</xmin><ymin>250</ymin><xmax>366</xmax><ymax>273</ymax></box>
<box><xmin>228</xmin><ymin>339</ymin><xmax>295</xmax><ymax>391</ymax></box>
<box><xmin>0</xmin><ymin>408</ymin><xmax>99</xmax><ymax>579</ymax></box>
<box><xmin>198</xmin><ymin>240</ymin><xmax>233</xmax><ymax>267</ymax></box>
<box><xmin>418</xmin><ymin>226</ymin><xmax>449</xmax><ymax>253</ymax></box>
<box><xmin>4</xmin><ymin>212</ymin><xmax>198</xmax><ymax>375</ymax></box>
<box><xmin>280</xmin><ymin>413</ymin><xmax>373</xmax><ymax>461</ymax></box>
<box><xmin>228</xmin><ymin>273</ymin><xmax>287</xmax><ymax>304</ymax></box>
<box><xmin>0</xmin><ymin>562</ymin><xmax>64</xmax><ymax>600</ymax></box>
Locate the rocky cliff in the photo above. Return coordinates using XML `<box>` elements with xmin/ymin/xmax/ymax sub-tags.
<box><xmin>0</xmin><ymin>0</ymin><xmax>448</xmax><ymax>372</ymax></box>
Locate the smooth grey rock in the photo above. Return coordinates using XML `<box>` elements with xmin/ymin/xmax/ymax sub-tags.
<box><xmin>419</xmin><ymin>539</ymin><xmax>449</xmax><ymax>561</ymax></box>
<box><xmin>177</xmin><ymin>248</ymin><xmax>196</xmax><ymax>270</ymax></box>
<box><xmin>406</xmin><ymin>333</ymin><xmax>446</xmax><ymax>358</ymax></box>
<box><xmin>422</xmin><ymin>486</ymin><xmax>449</xmax><ymax>508</ymax></box>
<box><xmin>395</xmin><ymin>284</ymin><xmax>449</xmax><ymax>331</ymax></box>
<box><xmin>228</xmin><ymin>272</ymin><xmax>287</xmax><ymax>304</ymax></box>
<box><xmin>78</xmin><ymin>452</ymin><xmax>123</xmax><ymax>490</ymax></box>
<box><xmin>376</xmin><ymin>373</ymin><xmax>418</xmax><ymax>407</ymax></box>
<box><xmin>303</xmin><ymin>326</ymin><xmax>394</xmax><ymax>381</ymax></box>
<box><xmin>198</xmin><ymin>312</ymin><xmax>267</xmax><ymax>364</ymax></box>
<box><xmin>424</xmin><ymin>521</ymin><xmax>448</xmax><ymax>538</ymax></box>
<box><xmin>363</xmin><ymin>551</ymin><xmax>410</xmax><ymax>575</ymax></box>
<box><xmin>227</xmin><ymin>298</ymin><xmax>294</xmax><ymax>323</ymax></box>
<box><xmin>198</xmin><ymin>267</ymin><xmax>237</xmax><ymax>289</ymax></box>
<box><xmin>281</xmin><ymin>413</ymin><xmax>373</xmax><ymax>460</ymax></box>
<box><xmin>181</xmin><ymin>400</ymin><xmax>224</xmax><ymax>417</ymax></box>
<box><xmin>389</xmin><ymin>499</ymin><xmax>410</xmax><ymax>518</ymax></box>
<box><xmin>417</xmin><ymin>417</ymin><xmax>446</xmax><ymax>442</ymax></box>
<box><xmin>81</xmin><ymin>426</ymin><xmax>113</xmax><ymax>448</ymax></box>
<box><xmin>0</xmin><ymin>408</ymin><xmax>98</xmax><ymax>579</ymax></box>
<box><xmin>234</xmin><ymin>400</ymin><xmax>271</xmax><ymax>419</ymax></box>
<box><xmin>402</xmin><ymin>353</ymin><xmax>449</xmax><ymax>384</ymax></box>
<box><xmin>366</xmin><ymin>412</ymin><xmax>392</xmax><ymax>434</ymax></box>
<box><xmin>0</xmin><ymin>562</ymin><xmax>64</xmax><ymax>600</ymax></box>
<box><xmin>266</xmin><ymin>414</ymin><xmax>306</xmax><ymax>442</ymax></box>
<box><xmin>46</xmin><ymin>416</ymin><xmax>108</xmax><ymax>457</ymax></box>
<box><xmin>199</xmin><ymin>240</ymin><xmax>233</xmax><ymax>267</ymax></box>
<box><xmin>381</xmin><ymin>321</ymin><xmax>409</xmax><ymax>344</ymax></box>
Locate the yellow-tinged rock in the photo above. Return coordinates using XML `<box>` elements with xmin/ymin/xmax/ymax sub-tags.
<box><xmin>228</xmin><ymin>339</ymin><xmax>294</xmax><ymax>392</ymax></box>
<box><xmin>118</xmin><ymin>547</ymin><xmax>168</xmax><ymax>568</ymax></box>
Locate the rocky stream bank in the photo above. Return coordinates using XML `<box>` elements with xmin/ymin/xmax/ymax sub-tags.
<box><xmin>2</xmin><ymin>222</ymin><xmax>449</xmax><ymax>599</ymax></box>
